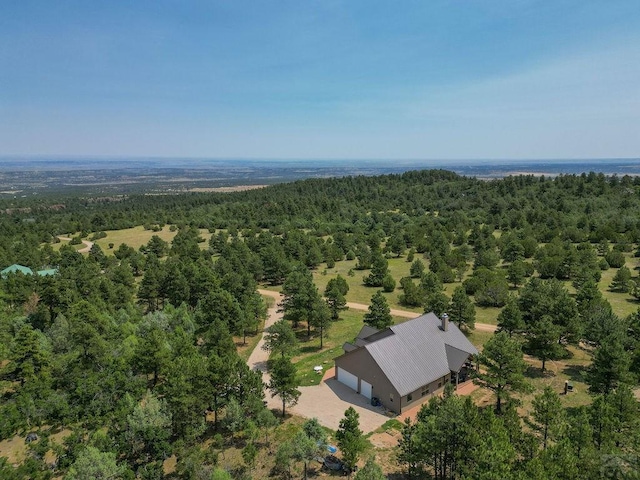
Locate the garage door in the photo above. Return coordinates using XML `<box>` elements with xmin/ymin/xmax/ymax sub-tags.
<box><xmin>337</xmin><ymin>367</ymin><xmax>358</xmax><ymax>392</ymax></box>
<box><xmin>360</xmin><ymin>380</ymin><xmax>373</xmax><ymax>399</ymax></box>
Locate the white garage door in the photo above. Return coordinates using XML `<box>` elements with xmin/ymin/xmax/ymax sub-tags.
<box><xmin>360</xmin><ymin>380</ymin><xmax>373</xmax><ymax>399</ymax></box>
<box><xmin>337</xmin><ymin>367</ymin><xmax>358</xmax><ymax>392</ymax></box>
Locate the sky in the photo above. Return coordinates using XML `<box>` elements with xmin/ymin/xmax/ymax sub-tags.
<box><xmin>1</xmin><ymin>1</ymin><xmax>639</xmax><ymax>160</ymax></box>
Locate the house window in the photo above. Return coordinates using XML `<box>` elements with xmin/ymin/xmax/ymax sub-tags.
<box><xmin>438</xmin><ymin>381</ymin><xmax>442</xmax><ymax>388</ymax></box>
<box><xmin>407</xmin><ymin>393</ymin><xmax>413</xmax><ymax>402</ymax></box>
<box><xmin>421</xmin><ymin>386</ymin><xmax>429</xmax><ymax>397</ymax></box>
<box><xmin>390</xmin><ymin>393</ymin><xmax>394</xmax><ymax>403</ymax></box>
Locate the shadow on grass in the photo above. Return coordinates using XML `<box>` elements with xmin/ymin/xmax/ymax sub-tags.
<box><xmin>562</xmin><ymin>364</ymin><xmax>588</xmax><ymax>384</ymax></box>
<box><xmin>525</xmin><ymin>365</ymin><xmax>555</xmax><ymax>379</ymax></box>
<box><xmin>298</xmin><ymin>344</ymin><xmax>322</xmax><ymax>354</ymax></box>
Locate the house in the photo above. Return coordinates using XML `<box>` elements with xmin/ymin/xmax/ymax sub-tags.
<box><xmin>1</xmin><ymin>264</ymin><xmax>34</xmax><ymax>277</ymax></box>
<box><xmin>334</xmin><ymin>312</ymin><xmax>478</xmax><ymax>414</ymax></box>
<box><xmin>1</xmin><ymin>264</ymin><xmax>58</xmax><ymax>279</ymax></box>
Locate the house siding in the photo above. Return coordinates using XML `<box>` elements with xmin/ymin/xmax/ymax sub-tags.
<box><xmin>334</xmin><ymin>348</ymin><xmax>401</xmax><ymax>413</ymax></box>
<box><xmin>401</xmin><ymin>374</ymin><xmax>451</xmax><ymax>411</ymax></box>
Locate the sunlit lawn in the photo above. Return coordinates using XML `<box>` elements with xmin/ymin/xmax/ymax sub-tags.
<box><xmin>94</xmin><ymin>226</ymin><xmax>212</xmax><ymax>253</ymax></box>
<box><xmin>311</xmin><ymin>256</ymin><xmax>419</xmax><ymax>310</ymax></box>
<box><xmin>518</xmin><ymin>344</ymin><xmax>594</xmax><ymax>413</ymax></box>
<box><xmin>598</xmin><ymin>262</ymin><xmax>639</xmax><ymax>319</ymax></box>
<box><xmin>293</xmin><ymin>311</ymin><xmax>407</xmax><ymax>387</ymax></box>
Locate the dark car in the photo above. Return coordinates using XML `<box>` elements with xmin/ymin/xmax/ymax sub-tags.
<box><xmin>323</xmin><ymin>455</ymin><xmax>343</xmax><ymax>471</ymax></box>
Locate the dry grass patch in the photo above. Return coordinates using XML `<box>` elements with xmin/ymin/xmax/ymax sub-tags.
<box><xmin>94</xmin><ymin>226</ymin><xmax>212</xmax><ymax>253</ymax></box>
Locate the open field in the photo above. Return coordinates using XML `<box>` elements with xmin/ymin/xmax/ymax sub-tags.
<box><xmin>598</xmin><ymin>262</ymin><xmax>639</xmax><ymax>319</ymax></box>
<box><xmin>95</xmin><ymin>226</ymin><xmax>213</xmax><ymax>253</ymax></box>
<box><xmin>49</xmin><ymin>226</ymin><xmax>213</xmax><ymax>254</ymax></box>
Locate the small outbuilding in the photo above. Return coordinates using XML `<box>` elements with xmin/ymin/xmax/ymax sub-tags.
<box><xmin>334</xmin><ymin>312</ymin><xmax>478</xmax><ymax>414</ymax></box>
<box><xmin>0</xmin><ymin>264</ymin><xmax>58</xmax><ymax>279</ymax></box>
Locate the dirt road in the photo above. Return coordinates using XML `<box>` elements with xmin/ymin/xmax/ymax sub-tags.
<box><xmin>258</xmin><ymin>289</ymin><xmax>497</xmax><ymax>332</ymax></box>
<box><xmin>57</xmin><ymin>236</ymin><xmax>94</xmax><ymax>254</ymax></box>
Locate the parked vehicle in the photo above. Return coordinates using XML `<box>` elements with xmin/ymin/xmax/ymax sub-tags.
<box><xmin>323</xmin><ymin>455</ymin><xmax>343</xmax><ymax>471</ymax></box>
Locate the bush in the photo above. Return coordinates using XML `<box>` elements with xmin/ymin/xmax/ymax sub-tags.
<box><xmin>382</xmin><ymin>274</ymin><xmax>396</xmax><ymax>292</ymax></box>
<box><xmin>605</xmin><ymin>250</ymin><xmax>625</xmax><ymax>268</ymax></box>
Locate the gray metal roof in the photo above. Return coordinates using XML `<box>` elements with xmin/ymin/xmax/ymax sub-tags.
<box><xmin>356</xmin><ymin>325</ymin><xmax>379</xmax><ymax>340</ymax></box>
<box><xmin>343</xmin><ymin>342</ymin><xmax>358</xmax><ymax>353</ymax></box>
<box><xmin>363</xmin><ymin>312</ymin><xmax>478</xmax><ymax>396</ymax></box>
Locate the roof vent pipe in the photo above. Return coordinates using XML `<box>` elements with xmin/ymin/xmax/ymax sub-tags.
<box><xmin>441</xmin><ymin>313</ymin><xmax>449</xmax><ymax>332</ymax></box>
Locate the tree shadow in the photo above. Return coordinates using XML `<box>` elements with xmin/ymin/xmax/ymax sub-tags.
<box><xmin>524</xmin><ymin>365</ymin><xmax>555</xmax><ymax>379</ymax></box>
<box><xmin>562</xmin><ymin>364</ymin><xmax>588</xmax><ymax>384</ymax></box>
<box><xmin>299</xmin><ymin>344</ymin><xmax>321</xmax><ymax>354</ymax></box>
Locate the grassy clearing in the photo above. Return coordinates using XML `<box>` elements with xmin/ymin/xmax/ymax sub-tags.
<box><xmin>518</xmin><ymin>344</ymin><xmax>593</xmax><ymax>414</ymax></box>
<box><xmin>312</xmin><ymin>257</ymin><xmax>416</xmax><ymax>310</ymax></box>
<box><xmin>94</xmin><ymin>226</ymin><xmax>213</xmax><ymax>253</ymax></box>
<box><xmin>293</xmin><ymin>310</ymin><xmax>366</xmax><ymax>387</ymax></box>
<box><xmin>293</xmin><ymin>312</ymin><xmax>407</xmax><ymax>387</ymax></box>
<box><xmin>599</xmin><ymin>264</ymin><xmax>639</xmax><ymax>319</ymax></box>
<box><xmin>467</xmin><ymin>330</ymin><xmax>494</xmax><ymax>351</ymax></box>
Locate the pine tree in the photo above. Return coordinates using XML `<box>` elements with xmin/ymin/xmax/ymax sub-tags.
<box><xmin>336</xmin><ymin>407</ymin><xmax>366</xmax><ymax>473</ymax></box>
<box><xmin>475</xmin><ymin>332</ymin><xmax>530</xmax><ymax>413</ymax></box>
<box><xmin>532</xmin><ymin>386</ymin><xmax>563</xmax><ymax>449</ymax></box>
<box><xmin>268</xmin><ymin>356</ymin><xmax>301</xmax><ymax>418</ymax></box>
<box><xmin>449</xmin><ymin>286</ymin><xmax>475</xmax><ymax>331</ymax></box>
<box><xmin>325</xmin><ymin>277</ymin><xmax>348</xmax><ymax>320</ymax></box>
<box><xmin>610</xmin><ymin>266</ymin><xmax>632</xmax><ymax>293</ymax></box>
<box><xmin>526</xmin><ymin>316</ymin><xmax>563</xmax><ymax>371</ymax></box>
<box><xmin>587</xmin><ymin>332</ymin><xmax>631</xmax><ymax>394</ymax></box>
<box><xmin>309</xmin><ymin>298</ymin><xmax>332</xmax><ymax>348</ymax></box>
<box><xmin>423</xmin><ymin>291</ymin><xmax>449</xmax><ymax>317</ymax></box>
<box><xmin>354</xmin><ymin>458</ymin><xmax>386</xmax><ymax>480</ymax></box>
<box><xmin>280</xmin><ymin>265</ymin><xmax>320</xmax><ymax>332</ymax></box>
<box><xmin>262</xmin><ymin>318</ymin><xmax>298</xmax><ymax>358</ymax></box>
<box><xmin>363</xmin><ymin>250</ymin><xmax>389</xmax><ymax>287</ymax></box>
<box><xmin>497</xmin><ymin>296</ymin><xmax>524</xmax><ymax>336</ymax></box>
<box><xmin>363</xmin><ymin>291</ymin><xmax>393</xmax><ymax>330</ymax></box>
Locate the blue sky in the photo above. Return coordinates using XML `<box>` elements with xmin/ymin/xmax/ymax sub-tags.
<box><xmin>1</xmin><ymin>1</ymin><xmax>639</xmax><ymax>160</ymax></box>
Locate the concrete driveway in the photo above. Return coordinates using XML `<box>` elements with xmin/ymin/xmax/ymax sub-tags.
<box><xmin>264</xmin><ymin>367</ymin><xmax>392</xmax><ymax>434</ymax></box>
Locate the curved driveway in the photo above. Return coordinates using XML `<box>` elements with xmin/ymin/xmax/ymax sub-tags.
<box><xmin>254</xmin><ymin>289</ymin><xmax>494</xmax><ymax>432</ymax></box>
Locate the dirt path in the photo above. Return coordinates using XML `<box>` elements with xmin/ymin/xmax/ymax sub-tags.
<box><xmin>57</xmin><ymin>236</ymin><xmax>94</xmax><ymax>254</ymax></box>
<box><xmin>258</xmin><ymin>290</ymin><xmax>497</xmax><ymax>333</ymax></box>
<box><xmin>251</xmin><ymin>290</ymin><xmax>284</xmax><ymax>410</ymax></box>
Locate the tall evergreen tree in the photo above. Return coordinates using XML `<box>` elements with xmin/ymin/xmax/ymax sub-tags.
<box><xmin>526</xmin><ymin>316</ymin><xmax>563</xmax><ymax>372</ymax></box>
<box><xmin>280</xmin><ymin>265</ymin><xmax>319</xmax><ymax>330</ymax></box>
<box><xmin>262</xmin><ymin>318</ymin><xmax>298</xmax><ymax>359</ymax></box>
<box><xmin>587</xmin><ymin>332</ymin><xmax>631</xmax><ymax>394</ymax></box>
<box><xmin>449</xmin><ymin>286</ymin><xmax>475</xmax><ymax>331</ymax></box>
<box><xmin>363</xmin><ymin>291</ymin><xmax>393</xmax><ymax>330</ymax></box>
<box><xmin>532</xmin><ymin>386</ymin><xmax>563</xmax><ymax>449</ymax></box>
<box><xmin>268</xmin><ymin>356</ymin><xmax>301</xmax><ymax>418</ymax></box>
<box><xmin>475</xmin><ymin>331</ymin><xmax>529</xmax><ymax>413</ymax></box>
<box><xmin>324</xmin><ymin>276</ymin><xmax>349</xmax><ymax>320</ymax></box>
<box><xmin>497</xmin><ymin>296</ymin><xmax>525</xmax><ymax>337</ymax></box>
<box><xmin>336</xmin><ymin>407</ymin><xmax>366</xmax><ymax>474</ymax></box>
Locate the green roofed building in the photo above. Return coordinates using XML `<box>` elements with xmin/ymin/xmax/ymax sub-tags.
<box><xmin>36</xmin><ymin>268</ymin><xmax>58</xmax><ymax>277</ymax></box>
<box><xmin>1</xmin><ymin>264</ymin><xmax>34</xmax><ymax>277</ymax></box>
<box><xmin>1</xmin><ymin>264</ymin><xmax>58</xmax><ymax>278</ymax></box>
